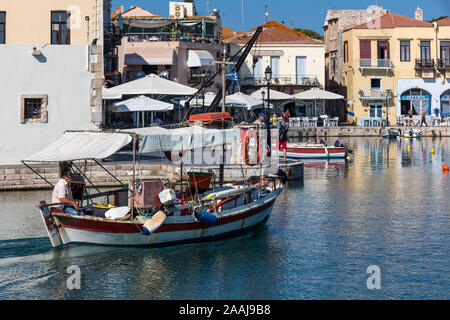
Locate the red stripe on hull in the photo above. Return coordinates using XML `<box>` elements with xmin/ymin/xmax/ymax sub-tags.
<box><xmin>55</xmin><ymin>199</ymin><xmax>276</xmax><ymax>234</ymax></box>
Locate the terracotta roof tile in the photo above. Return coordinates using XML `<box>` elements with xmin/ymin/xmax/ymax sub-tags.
<box><xmin>437</xmin><ymin>17</ymin><xmax>450</xmax><ymax>26</ymax></box>
<box><xmin>351</xmin><ymin>13</ymin><xmax>432</xmax><ymax>30</ymax></box>
<box><xmin>227</xmin><ymin>20</ymin><xmax>323</xmax><ymax>45</ymax></box>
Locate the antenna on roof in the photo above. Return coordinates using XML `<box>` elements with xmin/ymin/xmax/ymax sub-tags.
<box><xmin>264</xmin><ymin>5</ymin><xmax>269</xmax><ymax>23</ymax></box>
<box><xmin>241</xmin><ymin>0</ymin><xmax>245</xmax><ymax>30</ymax></box>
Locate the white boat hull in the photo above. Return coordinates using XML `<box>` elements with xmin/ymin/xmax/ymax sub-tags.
<box><xmin>42</xmin><ymin>188</ymin><xmax>282</xmax><ymax>247</ymax></box>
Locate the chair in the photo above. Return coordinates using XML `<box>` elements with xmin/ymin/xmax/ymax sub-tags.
<box><xmin>302</xmin><ymin>117</ymin><xmax>309</xmax><ymax>127</ymax></box>
<box><xmin>330</xmin><ymin>117</ymin><xmax>339</xmax><ymax>126</ymax></box>
<box><xmin>309</xmin><ymin>117</ymin><xmax>318</xmax><ymax>127</ymax></box>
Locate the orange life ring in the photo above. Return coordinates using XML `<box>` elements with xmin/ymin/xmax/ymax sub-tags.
<box><xmin>242</xmin><ymin>130</ymin><xmax>260</xmax><ymax>166</ymax></box>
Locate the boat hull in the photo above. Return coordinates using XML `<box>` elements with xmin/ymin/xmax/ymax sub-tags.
<box><xmin>283</xmin><ymin>146</ymin><xmax>346</xmax><ymax>159</ymax></box>
<box><xmin>44</xmin><ymin>188</ymin><xmax>282</xmax><ymax>247</ymax></box>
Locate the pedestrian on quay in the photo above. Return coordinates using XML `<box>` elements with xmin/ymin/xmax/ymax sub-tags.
<box><xmin>278</xmin><ymin>117</ymin><xmax>289</xmax><ymax>162</ymax></box>
<box><xmin>408</xmin><ymin>108</ymin><xmax>414</xmax><ymax>126</ymax></box>
<box><xmin>420</xmin><ymin>108</ymin><xmax>428</xmax><ymax>127</ymax></box>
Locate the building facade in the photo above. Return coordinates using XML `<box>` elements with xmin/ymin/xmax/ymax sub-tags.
<box><xmin>225</xmin><ymin>20</ymin><xmax>325</xmax><ymax>117</ymax></box>
<box><xmin>0</xmin><ymin>0</ymin><xmax>113</xmax><ymax>165</ymax></box>
<box><xmin>323</xmin><ymin>5</ymin><xmax>389</xmax><ymax>121</ymax></box>
<box><xmin>342</xmin><ymin>10</ymin><xmax>450</xmax><ymax>126</ymax></box>
<box><xmin>113</xmin><ymin>3</ymin><xmax>221</xmax><ymax>88</ymax></box>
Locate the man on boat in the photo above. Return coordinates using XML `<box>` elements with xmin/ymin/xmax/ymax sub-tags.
<box><xmin>52</xmin><ymin>168</ymin><xmax>83</xmax><ymax>216</ymax></box>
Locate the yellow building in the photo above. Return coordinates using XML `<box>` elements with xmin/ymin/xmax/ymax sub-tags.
<box><xmin>342</xmin><ymin>10</ymin><xmax>450</xmax><ymax>126</ymax></box>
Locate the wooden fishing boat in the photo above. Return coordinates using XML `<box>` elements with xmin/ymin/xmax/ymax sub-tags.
<box><xmin>282</xmin><ymin>142</ymin><xmax>347</xmax><ymax>159</ymax></box>
<box><xmin>24</xmin><ymin>126</ymin><xmax>284</xmax><ymax>248</ymax></box>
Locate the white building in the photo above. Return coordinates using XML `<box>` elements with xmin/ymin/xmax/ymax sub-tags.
<box><xmin>0</xmin><ymin>0</ymin><xmax>112</xmax><ymax>165</ymax></box>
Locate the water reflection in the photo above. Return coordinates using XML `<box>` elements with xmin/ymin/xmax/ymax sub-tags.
<box><xmin>0</xmin><ymin>137</ymin><xmax>449</xmax><ymax>299</ymax></box>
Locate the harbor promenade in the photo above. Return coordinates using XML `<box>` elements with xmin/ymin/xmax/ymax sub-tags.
<box><xmin>288</xmin><ymin>126</ymin><xmax>450</xmax><ymax>139</ymax></box>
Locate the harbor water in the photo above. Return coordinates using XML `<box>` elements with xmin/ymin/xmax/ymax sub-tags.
<box><xmin>0</xmin><ymin>137</ymin><xmax>448</xmax><ymax>299</ymax></box>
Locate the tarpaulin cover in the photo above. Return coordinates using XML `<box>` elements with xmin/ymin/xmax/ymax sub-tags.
<box><xmin>23</xmin><ymin>132</ymin><xmax>132</xmax><ymax>162</ymax></box>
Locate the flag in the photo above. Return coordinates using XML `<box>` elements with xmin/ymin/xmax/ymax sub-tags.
<box><xmin>225</xmin><ymin>70</ymin><xmax>239</xmax><ymax>83</ymax></box>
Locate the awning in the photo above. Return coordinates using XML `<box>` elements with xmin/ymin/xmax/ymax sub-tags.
<box><xmin>124</xmin><ymin>51</ymin><xmax>174</xmax><ymax>66</ymax></box>
<box><xmin>112</xmin><ymin>95</ymin><xmax>173</xmax><ymax>112</ymax></box>
<box><xmin>187</xmin><ymin>50</ymin><xmax>214</xmax><ymax>67</ymax></box>
<box><xmin>125</xmin><ymin>20</ymin><xmax>173</xmax><ymax>29</ymax></box>
<box><xmin>23</xmin><ymin>132</ymin><xmax>132</xmax><ymax>162</ymax></box>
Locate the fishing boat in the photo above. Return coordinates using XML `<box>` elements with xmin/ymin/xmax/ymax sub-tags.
<box><xmin>282</xmin><ymin>141</ymin><xmax>347</xmax><ymax>159</ymax></box>
<box><xmin>381</xmin><ymin>128</ymin><xmax>400</xmax><ymax>138</ymax></box>
<box><xmin>404</xmin><ymin>128</ymin><xmax>423</xmax><ymax>139</ymax></box>
<box><xmin>23</xmin><ymin>126</ymin><xmax>285</xmax><ymax>248</ymax></box>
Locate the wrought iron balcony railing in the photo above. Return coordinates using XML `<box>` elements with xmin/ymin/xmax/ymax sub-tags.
<box><xmin>415</xmin><ymin>58</ymin><xmax>435</xmax><ymax>69</ymax></box>
<box><xmin>356</xmin><ymin>88</ymin><xmax>392</xmax><ymax>100</ymax></box>
<box><xmin>437</xmin><ymin>59</ymin><xmax>450</xmax><ymax>70</ymax></box>
<box><xmin>240</xmin><ymin>75</ymin><xmax>319</xmax><ymax>86</ymax></box>
<box><xmin>359</xmin><ymin>59</ymin><xmax>392</xmax><ymax>69</ymax></box>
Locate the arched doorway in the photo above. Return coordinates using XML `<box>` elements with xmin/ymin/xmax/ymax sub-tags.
<box><xmin>441</xmin><ymin>89</ymin><xmax>450</xmax><ymax>116</ymax></box>
<box><xmin>400</xmin><ymin>88</ymin><xmax>431</xmax><ymax>116</ymax></box>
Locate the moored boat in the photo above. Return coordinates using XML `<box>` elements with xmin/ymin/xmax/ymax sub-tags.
<box><xmin>404</xmin><ymin>128</ymin><xmax>423</xmax><ymax>139</ymax></box>
<box><xmin>282</xmin><ymin>142</ymin><xmax>347</xmax><ymax>159</ymax></box>
<box><xmin>381</xmin><ymin>128</ymin><xmax>400</xmax><ymax>138</ymax></box>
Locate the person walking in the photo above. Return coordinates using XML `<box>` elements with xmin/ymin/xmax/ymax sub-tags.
<box><xmin>420</xmin><ymin>108</ymin><xmax>428</xmax><ymax>127</ymax></box>
<box><xmin>408</xmin><ymin>108</ymin><xmax>414</xmax><ymax>127</ymax></box>
<box><xmin>278</xmin><ymin>117</ymin><xmax>289</xmax><ymax>162</ymax></box>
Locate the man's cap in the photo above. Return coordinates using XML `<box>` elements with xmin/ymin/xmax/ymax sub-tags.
<box><xmin>258</xmin><ymin>113</ymin><xmax>265</xmax><ymax>117</ymax></box>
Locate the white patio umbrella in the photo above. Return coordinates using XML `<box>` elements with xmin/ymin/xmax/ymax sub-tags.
<box><xmin>102</xmin><ymin>74</ymin><xmax>197</xmax><ymax>100</ymax></box>
<box><xmin>293</xmin><ymin>88</ymin><xmax>344</xmax><ymax>117</ymax></box>
<box><xmin>250</xmin><ymin>88</ymin><xmax>294</xmax><ymax>101</ymax></box>
<box><xmin>225</xmin><ymin>92</ymin><xmax>264</xmax><ymax>110</ymax></box>
<box><xmin>112</xmin><ymin>95</ymin><xmax>173</xmax><ymax>127</ymax></box>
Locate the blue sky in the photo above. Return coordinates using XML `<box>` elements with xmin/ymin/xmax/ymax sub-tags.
<box><xmin>112</xmin><ymin>0</ymin><xmax>450</xmax><ymax>33</ymax></box>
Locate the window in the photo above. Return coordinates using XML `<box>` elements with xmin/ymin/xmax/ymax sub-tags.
<box><xmin>51</xmin><ymin>11</ymin><xmax>70</xmax><ymax>45</ymax></box>
<box><xmin>370</xmin><ymin>78</ymin><xmax>381</xmax><ymax>91</ymax></box>
<box><xmin>400</xmin><ymin>41</ymin><xmax>410</xmax><ymax>61</ymax></box>
<box><xmin>420</xmin><ymin>41</ymin><xmax>431</xmax><ymax>62</ymax></box>
<box><xmin>377</xmin><ymin>41</ymin><xmax>389</xmax><ymax>60</ymax></box>
<box><xmin>343</xmin><ymin>41</ymin><xmax>349</xmax><ymax>63</ymax></box>
<box><xmin>441</xmin><ymin>41</ymin><xmax>450</xmax><ymax>66</ymax></box>
<box><xmin>0</xmin><ymin>12</ymin><xmax>5</xmax><ymax>44</ymax></box>
<box><xmin>20</xmin><ymin>94</ymin><xmax>48</xmax><ymax>123</ymax></box>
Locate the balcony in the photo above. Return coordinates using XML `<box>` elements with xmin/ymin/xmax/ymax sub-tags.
<box><xmin>415</xmin><ymin>59</ymin><xmax>435</xmax><ymax>69</ymax></box>
<box><xmin>437</xmin><ymin>59</ymin><xmax>450</xmax><ymax>70</ymax></box>
<box><xmin>240</xmin><ymin>75</ymin><xmax>319</xmax><ymax>87</ymax></box>
<box><xmin>359</xmin><ymin>59</ymin><xmax>392</xmax><ymax>76</ymax></box>
<box><xmin>356</xmin><ymin>88</ymin><xmax>392</xmax><ymax>101</ymax></box>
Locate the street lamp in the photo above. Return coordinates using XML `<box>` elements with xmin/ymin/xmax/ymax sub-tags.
<box><xmin>264</xmin><ymin>66</ymin><xmax>272</xmax><ymax>115</ymax></box>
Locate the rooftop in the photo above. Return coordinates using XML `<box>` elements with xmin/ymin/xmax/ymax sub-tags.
<box><xmin>350</xmin><ymin>12</ymin><xmax>432</xmax><ymax>30</ymax></box>
<box><xmin>437</xmin><ymin>16</ymin><xmax>450</xmax><ymax>26</ymax></box>
<box><xmin>226</xmin><ymin>20</ymin><xmax>323</xmax><ymax>45</ymax></box>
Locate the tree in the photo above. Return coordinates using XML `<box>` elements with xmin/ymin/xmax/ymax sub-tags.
<box><xmin>428</xmin><ymin>16</ymin><xmax>448</xmax><ymax>23</ymax></box>
<box><xmin>294</xmin><ymin>28</ymin><xmax>324</xmax><ymax>41</ymax></box>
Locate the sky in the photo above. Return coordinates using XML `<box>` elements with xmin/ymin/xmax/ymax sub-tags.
<box><xmin>112</xmin><ymin>0</ymin><xmax>450</xmax><ymax>33</ymax></box>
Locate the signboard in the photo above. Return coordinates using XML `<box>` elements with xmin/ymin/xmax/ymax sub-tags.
<box><xmin>401</xmin><ymin>95</ymin><xmax>429</xmax><ymax>100</ymax></box>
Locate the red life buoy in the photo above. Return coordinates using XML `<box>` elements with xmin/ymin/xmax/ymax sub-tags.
<box><xmin>242</xmin><ymin>130</ymin><xmax>260</xmax><ymax>166</ymax></box>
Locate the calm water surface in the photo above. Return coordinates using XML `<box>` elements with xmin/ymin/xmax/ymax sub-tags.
<box><xmin>0</xmin><ymin>137</ymin><xmax>448</xmax><ymax>299</ymax></box>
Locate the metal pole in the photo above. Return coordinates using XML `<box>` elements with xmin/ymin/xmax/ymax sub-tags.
<box><xmin>131</xmin><ymin>135</ymin><xmax>136</xmax><ymax>218</ymax></box>
<box><xmin>222</xmin><ymin>45</ymin><xmax>226</xmax><ymax>113</ymax></box>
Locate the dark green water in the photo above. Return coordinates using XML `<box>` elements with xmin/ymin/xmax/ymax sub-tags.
<box><xmin>0</xmin><ymin>137</ymin><xmax>448</xmax><ymax>299</ymax></box>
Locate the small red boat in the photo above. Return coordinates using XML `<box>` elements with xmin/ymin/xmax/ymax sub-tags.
<box><xmin>188</xmin><ymin>112</ymin><xmax>231</xmax><ymax>126</ymax></box>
